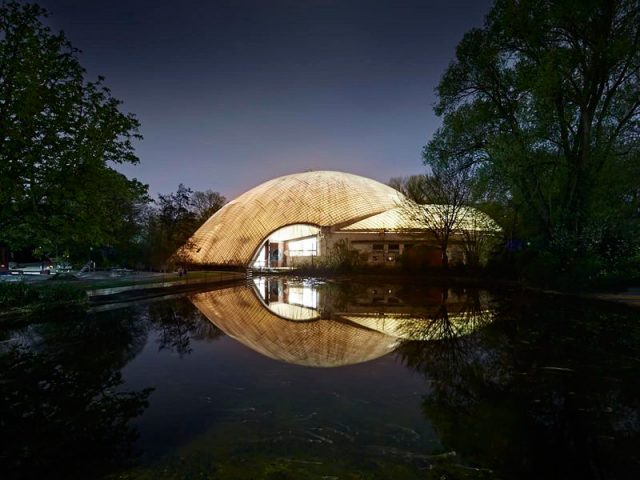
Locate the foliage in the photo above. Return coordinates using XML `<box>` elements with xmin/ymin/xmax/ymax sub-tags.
<box><xmin>148</xmin><ymin>299</ymin><xmax>223</xmax><ymax>357</ymax></box>
<box><xmin>141</xmin><ymin>184</ymin><xmax>226</xmax><ymax>269</ymax></box>
<box><xmin>393</xmin><ymin>163</ymin><xmax>482</xmax><ymax>268</ymax></box>
<box><xmin>420</xmin><ymin>163</ymin><xmax>475</xmax><ymax>267</ymax></box>
<box><xmin>461</xmin><ymin>215</ymin><xmax>501</xmax><ymax>268</ymax></box>
<box><xmin>397</xmin><ymin>293</ymin><xmax>640</xmax><ymax>479</ymax></box>
<box><xmin>323</xmin><ymin>239</ymin><xmax>364</xmax><ymax>271</ymax></box>
<box><xmin>0</xmin><ymin>281</ymin><xmax>86</xmax><ymax>310</ymax></box>
<box><xmin>388</xmin><ymin>175</ymin><xmax>429</xmax><ymax>203</ymax></box>
<box><xmin>148</xmin><ymin>184</ymin><xmax>197</xmax><ymax>267</ymax></box>
<box><xmin>426</xmin><ymin>0</ymin><xmax>640</xmax><ymax>286</ymax></box>
<box><xmin>0</xmin><ymin>309</ymin><xmax>153</xmax><ymax>478</ymax></box>
<box><xmin>191</xmin><ymin>189</ymin><xmax>226</xmax><ymax>224</ymax></box>
<box><xmin>0</xmin><ymin>2</ymin><xmax>147</xmax><ymax>261</ymax></box>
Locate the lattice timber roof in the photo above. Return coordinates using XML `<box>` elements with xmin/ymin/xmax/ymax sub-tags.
<box><xmin>176</xmin><ymin>170</ymin><xmax>500</xmax><ymax>266</ymax></box>
<box><xmin>177</xmin><ymin>171</ymin><xmax>404</xmax><ymax>266</ymax></box>
<box><xmin>340</xmin><ymin>205</ymin><xmax>501</xmax><ymax>232</ymax></box>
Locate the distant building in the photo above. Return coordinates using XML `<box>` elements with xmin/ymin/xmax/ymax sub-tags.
<box><xmin>178</xmin><ymin>170</ymin><xmax>499</xmax><ymax>268</ymax></box>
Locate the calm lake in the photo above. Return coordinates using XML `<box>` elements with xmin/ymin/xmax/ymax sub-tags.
<box><xmin>1</xmin><ymin>276</ymin><xmax>639</xmax><ymax>479</ymax></box>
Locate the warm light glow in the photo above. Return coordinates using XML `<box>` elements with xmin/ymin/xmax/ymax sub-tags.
<box><xmin>177</xmin><ymin>171</ymin><xmax>404</xmax><ymax>266</ymax></box>
<box><xmin>287</xmin><ymin>237</ymin><xmax>317</xmax><ymax>257</ymax></box>
<box><xmin>288</xmin><ymin>285</ymin><xmax>318</xmax><ymax>308</ymax></box>
<box><xmin>177</xmin><ymin>170</ymin><xmax>500</xmax><ymax>267</ymax></box>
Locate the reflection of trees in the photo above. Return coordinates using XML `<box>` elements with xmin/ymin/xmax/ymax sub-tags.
<box><xmin>397</xmin><ymin>294</ymin><xmax>640</xmax><ymax>479</ymax></box>
<box><xmin>397</xmin><ymin>289</ymin><xmax>494</xmax><ymax>351</ymax></box>
<box><xmin>398</xmin><ymin>288</ymin><xmax>497</xmax><ymax>406</ymax></box>
<box><xmin>149</xmin><ymin>299</ymin><xmax>223</xmax><ymax>357</ymax></box>
<box><xmin>319</xmin><ymin>281</ymin><xmax>368</xmax><ymax>318</ymax></box>
<box><xmin>402</xmin><ymin>304</ymin><xmax>465</xmax><ymax>367</ymax></box>
<box><xmin>0</xmin><ymin>310</ymin><xmax>153</xmax><ymax>479</ymax></box>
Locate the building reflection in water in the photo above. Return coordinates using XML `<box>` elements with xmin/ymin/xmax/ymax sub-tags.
<box><xmin>189</xmin><ymin>277</ymin><xmax>495</xmax><ymax>367</ymax></box>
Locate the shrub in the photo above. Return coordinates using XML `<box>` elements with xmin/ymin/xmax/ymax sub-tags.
<box><xmin>0</xmin><ymin>282</ymin><xmax>87</xmax><ymax>311</ymax></box>
<box><xmin>324</xmin><ymin>240</ymin><xmax>363</xmax><ymax>271</ymax></box>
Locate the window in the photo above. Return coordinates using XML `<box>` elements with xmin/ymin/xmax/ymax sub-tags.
<box><xmin>373</xmin><ymin>243</ymin><xmax>384</xmax><ymax>251</ymax></box>
<box><xmin>287</xmin><ymin>237</ymin><xmax>317</xmax><ymax>256</ymax></box>
<box><xmin>388</xmin><ymin>244</ymin><xmax>399</xmax><ymax>251</ymax></box>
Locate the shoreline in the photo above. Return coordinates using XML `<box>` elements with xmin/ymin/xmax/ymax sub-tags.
<box><xmin>260</xmin><ymin>270</ymin><xmax>640</xmax><ymax>310</ymax></box>
<box><xmin>2</xmin><ymin>270</ymin><xmax>638</xmax><ymax>328</ymax></box>
<box><xmin>0</xmin><ymin>271</ymin><xmax>245</xmax><ymax>326</ymax></box>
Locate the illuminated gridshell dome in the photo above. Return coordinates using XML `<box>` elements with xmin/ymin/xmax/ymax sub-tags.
<box><xmin>179</xmin><ymin>170</ymin><xmax>405</xmax><ymax>266</ymax></box>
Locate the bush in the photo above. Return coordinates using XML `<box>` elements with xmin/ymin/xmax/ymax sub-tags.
<box><xmin>519</xmin><ymin>247</ymin><xmax>640</xmax><ymax>292</ymax></box>
<box><xmin>324</xmin><ymin>240</ymin><xmax>363</xmax><ymax>271</ymax></box>
<box><xmin>0</xmin><ymin>282</ymin><xmax>87</xmax><ymax>311</ymax></box>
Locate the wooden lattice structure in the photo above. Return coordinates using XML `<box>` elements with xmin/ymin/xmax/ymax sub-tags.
<box><xmin>178</xmin><ymin>170</ymin><xmax>500</xmax><ymax>267</ymax></box>
<box><xmin>178</xmin><ymin>171</ymin><xmax>404</xmax><ymax>266</ymax></box>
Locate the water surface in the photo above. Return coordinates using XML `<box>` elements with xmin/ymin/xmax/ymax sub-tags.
<box><xmin>1</xmin><ymin>277</ymin><xmax>638</xmax><ymax>479</ymax></box>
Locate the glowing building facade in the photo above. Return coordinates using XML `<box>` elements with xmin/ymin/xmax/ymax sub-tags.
<box><xmin>178</xmin><ymin>170</ymin><xmax>499</xmax><ymax>268</ymax></box>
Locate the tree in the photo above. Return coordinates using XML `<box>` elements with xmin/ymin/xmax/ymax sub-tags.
<box><xmin>395</xmin><ymin>163</ymin><xmax>476</xmax><ymax>267</ymax></box>
<box><xmin>0</xmin><ymin>2</ymin><xmax>146</xmax><ymax>261</ymax></box>
<box><xmin>388</xmin><ymin>175</ymin><xmax>428</xmax><ymax>203</ymax></box>
<box><xmin>191</xmin><ymin>189</ymin><xmax>226</xmax><ymax>224</ymax></box>
<box><xmin>143</xmin><ymin>185</ymin><xmax>226</xmax><ymax>269</ymax></box>
<box><xmin>145</xmin><ymin>184</ymin><xmax>196</xmax><ymax>268</ymax></box>
<box><xmin>426</xmin><ymin>0</ymin><xmax>640</xmax><ymax>276</ymax></box>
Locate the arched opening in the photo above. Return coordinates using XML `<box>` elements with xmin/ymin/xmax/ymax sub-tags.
<box><xmin>251</xmin><ymin>224</ymin><xmax>321</xmax><ymax>269</ymax></box>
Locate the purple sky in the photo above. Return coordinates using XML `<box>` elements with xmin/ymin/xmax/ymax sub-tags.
<box><xmin>38</xmin><ymin>0</ymin><xmax>492</xmax><ymax>199</ymax></box>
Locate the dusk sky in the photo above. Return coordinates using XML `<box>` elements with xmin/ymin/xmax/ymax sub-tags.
<box><xmin>38</xmin><ymin>0</ymin><xmax>493</xmax><ymax>199</ymax></box>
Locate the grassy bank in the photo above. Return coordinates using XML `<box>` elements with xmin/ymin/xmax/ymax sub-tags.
<box><xmin>72</xmin><ymin>270</ymin><xmax>240</xmax><ymax>291</ymax></box>
<box><xmin>0</xmin><ymin>271</ymin><xmax>245</xmax><ymax>323</ymax></box>
<box><xmin>0</xmin><ymin>282</ymin><xmax>88</xmax><ymax>318</ymax></box>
